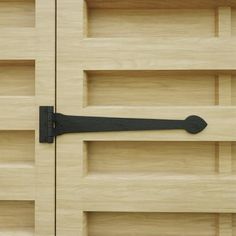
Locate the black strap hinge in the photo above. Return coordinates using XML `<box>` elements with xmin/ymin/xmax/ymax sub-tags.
<box><xmin>39</xmin><ymin>106</ymin><xmax>207</xmax><ymax>143</ymax></box>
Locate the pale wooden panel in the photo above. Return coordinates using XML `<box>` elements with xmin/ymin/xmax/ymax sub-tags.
<box><xmin>0</xmin><ymin>201</ymin><xmax>34</xmax><ymax>236</ymax></box>
<box><xmin>78</xmin><ymin>175</ymin><xmax>236</xmax><ymax>212</ymax></box>
<box><xmin>232</xmin><ymin>9</ymin><xmax>236</xmax><ymax>36</ymax></box>
<box><xmin>88</xmin><ymin>9</ymin><xmax>215</xmax><ymax>38</ymax></box>
<box><xmin>88</xmin><ymin>212</ymin><xmax>217</xmax><ymax>236</ymax></box>
<box><xmin>87</xmin><ymin>141</ymin><xmax>217</xmax><ymax>174</ymax></box>
<box><xmin>0</xmin><ymin>29</ymin><xmax>35</xmax><ymax>59</ymax></box>
<box><xmin>86</xmin><ymin>0</ymin><xmax>236</xmax><ymax>9</ymax></box>
<box><xmin>0</xmin><ymin>131</ymin><xmax>34</xmax><ymax>165</ymax></box>
<box><xmin>0</xmin><ymin>61</ymin><xmax>35</xmax><ymax>96</ymax></box>
<box><xmin>0</xmin><ymin>0</ymin><xmax>35</xmax><ymax>27</ymax></box>
<box><xmin>0</xmin><ymin>97</ymin><xmax>35</xmax><ymax>130</ymax></box>
<box><xmin>87</xmin><ymin>71</ymin><xmax>217</xmax><ymax>106</ymax></box>
<box><xmin>0</xmin><ymin>0</ymin><xmax>55</xmax><ymax>235</ymax></box>
<box><xmin>57</xmin><ymin>1</ymin><xmax>236</xmax><ymax>236</ymax></box>
<box><xmin>0</xmin><ymin>167</ymin><xmax>34</xmax><ymax>200</ymax></box>
<box><xmin>73</xmin><ymin>38</ymin><xmax>236</xmax><ymax>70</ymax></box>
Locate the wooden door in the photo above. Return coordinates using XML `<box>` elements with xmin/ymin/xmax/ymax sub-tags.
<box><xmin>57</xmin><ymin>1</ymin><xmax>236</xmax><ymax>235</ymax></box>
<box><xmin>0</xmin><ymin>0</ymin><xmax>55</xmax><ymax>235</ymax></box>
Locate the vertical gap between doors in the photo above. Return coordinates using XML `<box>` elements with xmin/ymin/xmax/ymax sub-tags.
<box><xmin>55</xmin><ymin>0</ymin><xmax>57</xmax><ymax>234</ymax></box>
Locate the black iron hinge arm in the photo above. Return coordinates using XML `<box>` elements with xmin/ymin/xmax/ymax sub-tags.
<box><xmin>39</xmin><ymin>106</ymin><xmax>207</xmax><ymax>143</ymax></box>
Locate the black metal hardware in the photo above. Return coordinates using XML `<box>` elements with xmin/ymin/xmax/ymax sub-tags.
<box><xmin>39</xmin><ymin>106</ymin><xmax>207</xmax><ymax>143</ymax></box>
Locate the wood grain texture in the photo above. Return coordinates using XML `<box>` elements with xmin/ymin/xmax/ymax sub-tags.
<box><xmin>88</xmin><ymin>212</ymin><xmax>218</xmax><ymax>236</ymax></box>
<box><xmin>0</xmin><ymin>201</ymin><xmax>34</xmax><ymax>236</ymax></box>
<box><xmin>87</xmin><ymin>71</ymin><xmax>217</xmax><ymax>106</ymax></box>
<box><xmin>0</xmin><ymin>61</ymin><xmax>35</xmax><ymax>96</ymax></box>
<box><xmin>0</xmin><ymin>0</ymin><xmax>55</xmax><ymax>235</ymax></box>
<box><xmin>231</xmin><ymin>9</ymin><xmax>236</xmax><ymax>36</ymax></box>
<box><xmin>217</xmin><ymin>213</ymin><xmax>233</xmax><ymax>236</ymax></box>
<box><xmin>0</xmin><ymin>131</ymin><xmax>34</xmax><ymax>166</ymax></box>
<box><xmin>216</xmin><ymin>7</ymin><xmax>231</xmax><ymax>37</ymax></box>
<box><xmin>216</xmin><ymin>7</ymin><xmax>233</xmax><ymax>236</ymax></box>
<box><xmin>35</xmin><ymin>0</ymin><xmax>55</xmax><ymax>235</ymax></box>
<box><xmin>233</xmin><ymin>215</ymin><xmax>236</xmax><ymax>235</ymax></box>
<box><xmin>0</xmin><ymin>167</ymin><xmax>35</xmax><ymax>200</ymax></box>
<box><xmin>0</xmin><ymin>97</ymin><xmax>35</xmax><ymax>130</ymax></box>
<box><xmin>88</xmin><ymin>9</ymin><xmax>215</xmax><ymax>38</ymax></box>
<box><xmin>0</xmin><ymin>0</ymin><xmax>35</xmax><ymax>27</ymax></box>
<box><xmin>87</xmin><ymin>141</ymin><xmax>217</xmax><ymax>174</ymax></box>
<box><xmin>232</xmin><ymin>144</ymin><xmax>236</xmax><ymax>173</ymax></box>
<box><xmin>57</xmin><ymin>1</ymin><xmax>236</xmax><ymax>235</ymax></box>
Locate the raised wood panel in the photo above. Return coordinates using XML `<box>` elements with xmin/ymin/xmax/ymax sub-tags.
<box><xmin>87</xmin><ymin>71</ymin><xmax>217</xmax><ymax>106</ymax></box>
<box><xmin>0</xmin><ymin>201</ymin><xmax>34</xmax><ymax>235</ymax></box>
<box><xmin>0</xmin><ymin>97</ymin><xmax>35</xmax><ymax>130</ymax></box>
<box><xmin>87</xmin><ymin>141</ymin><xmax>217</xmax><ymax>175</ymax></box>
<box><xmin>0</xmin><ymin>131</ymin><xmax>34</xmax><ymax>166</ymax></box>
<box><xmin>88</xmin><ymin>9</ymin><xmax>215</xmax><ymax>38</ymax></box>
<box><xmin>0</xmin><ymin>0</ymin><xmax>35</xmax><ymax>27</ymax></box>
<box><xmin>0</xmin><ymin>167</ymin><xmax>34</xmax><ymax>200</ymax></box>
<box><xmin>0</xmin><ymin>61</ymin><xmax>35</xmax><ymax>96</ymax></box>
<box><xmin>0</xmin><ymin>29</ymin><xmax>35</xmax><ymax>60</ymax></box>
<box><xmin>87</xmin><ymin>212</ymin><xmax>217</xmax><ymax>236</ymax></box>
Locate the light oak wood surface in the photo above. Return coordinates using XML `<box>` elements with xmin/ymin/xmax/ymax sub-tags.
<box><xmin>6</xmin><ymin>0</ymin><xmax>236</xmax><ymax>235</ymax></box>
<box><xmin>57</xmin><ymin>1</ymin><xmax>236</xmax><ymax>236</ymax></box>
<box><xmin>0</xmin><ymin>0</ymin><xmax>55</xmax><ymax>235</ymax></box>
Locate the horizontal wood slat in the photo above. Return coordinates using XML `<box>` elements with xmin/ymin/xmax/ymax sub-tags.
<box><xmin>0</xmin><ymin>97</ymin><xmax>35</xmax><ymax>130</ymax></box>
<box><xmin>76</xmin><ymin>175</ymin><xmax>236</xmax><ymax>213</ymax></box>
<box><xmin>74</xmin><ymin>38</ymin><xmax>236</xmax><ymax>70</ymax></box>
<box><xmin>0</xmin><ymin>29</ymin><xmax>35</xmax><ymax>59</ymax></box>
<box><xmin>0</xmin><ymin>166</ymin><xmax>35</xmax><ymax>200</ymax></box>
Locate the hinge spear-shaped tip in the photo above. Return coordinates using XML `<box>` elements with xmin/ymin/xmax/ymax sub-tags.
<box><xmin>184</xmin><ymin>115</ymin><xmax>208</xmax><ymax>134</ymax></box>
